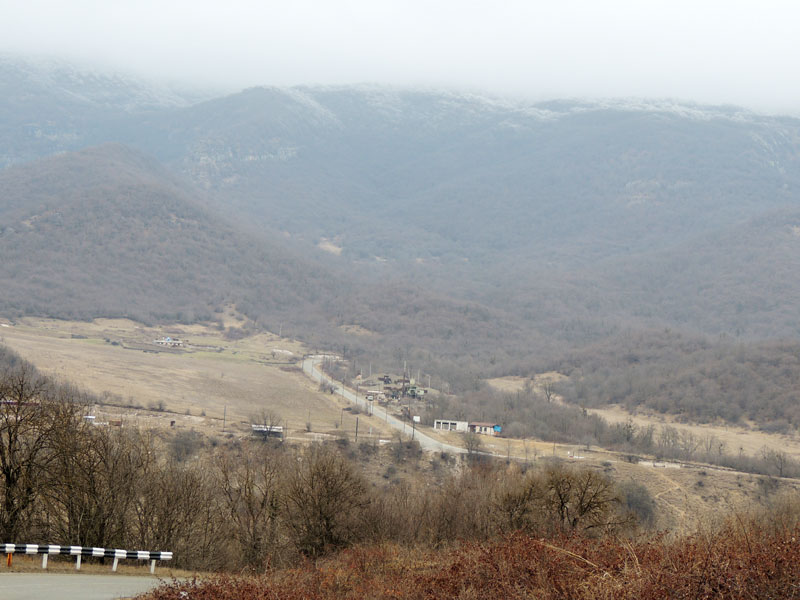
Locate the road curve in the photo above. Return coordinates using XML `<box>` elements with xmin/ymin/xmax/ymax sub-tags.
<box><xmin>302</xmin><ymin>356</ymin><xmax>465</xmax><ymax>454</ymax></box>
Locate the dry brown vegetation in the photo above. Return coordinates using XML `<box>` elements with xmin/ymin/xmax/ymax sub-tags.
<box><xmin>140</xmin><ymin>506</ymin><xmax>800</xmax><ymax>599</ymax></box>
<box><xmin>6</xmin><ymin>342</ymin><xmax>800</xmax><ymax>598</ymax></box>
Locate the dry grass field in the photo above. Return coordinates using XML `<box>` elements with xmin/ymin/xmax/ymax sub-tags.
<box><xmin>0</xmin><ymin>317</ymin><xmax>395</xmax><ymax>441</ymax></box>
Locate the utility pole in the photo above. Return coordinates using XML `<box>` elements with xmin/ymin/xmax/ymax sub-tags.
<box><xmin>222</xmin><ymin>404</ymin><xmax>227</xmax><ymax>433</ymax></box>
<box><xmin>355</xmin><ymin>417</ymin><xmax>359</xmax><ymax>442</ymax></box>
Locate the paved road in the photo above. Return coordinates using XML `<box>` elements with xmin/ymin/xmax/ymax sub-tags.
<box><xmin>0</xmin><ymin>573</ymin><xmax>163</xmax><ymax>600</ymax></box>
<box><xmin>302</xmin><ymin>356</ymin><xmax>465</xmax><ymax>454</ymax></box>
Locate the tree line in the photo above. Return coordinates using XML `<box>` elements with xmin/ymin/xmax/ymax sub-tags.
<box><xmin>424</xmin><ymin>378</ymin><xmax>800</xmax><ymax>479</ymax></box>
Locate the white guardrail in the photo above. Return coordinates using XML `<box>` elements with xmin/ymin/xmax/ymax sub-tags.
<box><xmin>3</xmin><ymin>543</ymin><xmax>173</xmax><ymax>573</ymax></box>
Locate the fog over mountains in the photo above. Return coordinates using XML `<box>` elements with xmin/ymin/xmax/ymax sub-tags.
<box><xmin>2</xmin><ymin>55</ymin><xmax>800</xmax><ymax>418</ymax></box>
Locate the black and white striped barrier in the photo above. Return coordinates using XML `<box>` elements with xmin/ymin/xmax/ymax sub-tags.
<box><xmin>3</xmin><ymin>544</ymin><xmax>173</xmax><ymax>573</ymax></box>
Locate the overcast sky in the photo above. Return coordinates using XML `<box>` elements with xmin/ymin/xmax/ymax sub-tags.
<box><xmin>2</xmin><ymin>0</ymin><xmax>799</xmax><ymax>113</ymax></box>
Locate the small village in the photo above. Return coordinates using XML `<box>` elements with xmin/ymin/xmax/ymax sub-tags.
<box><xmin>345</xmin><ymin>370</ymin><xmax>502</xmax><ymax>438</ymax></box>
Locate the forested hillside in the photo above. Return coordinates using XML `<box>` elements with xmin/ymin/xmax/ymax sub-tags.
<box><xmin>544</xmin><ymin>330</ymin><xmax>800</xmax><ymax>428</ymax></box>
<box><xmin>3</xmin><ymin>56</ymin><xmax>800</xmax><ymax>425</ymax></box>
<box><xmin>0</xmin><ymin>144</ymin><xmax>342</xmax><ymax>326</ymax></box>
<box><xmin>0</xmin><ymin>144</ymin><xmax>531</xmax><ymax>380</ymax></box>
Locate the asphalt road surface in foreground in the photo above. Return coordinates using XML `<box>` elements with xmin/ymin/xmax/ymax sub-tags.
<box><xmin>0</xmin><ymin>573</ymin><xmax>162</xmax><ymax>600</ymax></box>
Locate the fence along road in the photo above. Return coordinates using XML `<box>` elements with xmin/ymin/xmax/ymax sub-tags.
<box><xmin>302</xmin><ymin>356</ymin><xmax>465</xmax><ymax>454</ymax></box>
<box><xmin>3</xmin><ymin>544</ymin><xmax>172</xmax><ymax>573</ymax></box>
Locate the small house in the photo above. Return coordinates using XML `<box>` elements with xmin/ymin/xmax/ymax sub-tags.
<box><xmin>469</xmin><ymin>422</ymin><xmax>502</xmax><ymax>436</ymax></box>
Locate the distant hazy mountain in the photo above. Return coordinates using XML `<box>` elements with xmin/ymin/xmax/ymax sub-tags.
<box><xmin>5</xmin><ymin>55</ymin><xmax>798</xmax><ymax>273</ymax></box>
<box><xmin>125</xmin><ymin>88</ymin><xmax>800</xmax><ymax>268</ymax></box>
<box><xmin>3</xmin><ymin>56</ymin><xmax>800</xmax><ymax>406</ymax></box>
<box><xmin>0</xmin><ymin>55</ymin><xmax>213</xmax><ymax>168</ymax></box>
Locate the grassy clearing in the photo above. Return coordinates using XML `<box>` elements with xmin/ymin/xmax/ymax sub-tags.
<box><xmin>0</xmin><ymin>317</ymin><xmax>394</xmax><ymax>441</ymax></box>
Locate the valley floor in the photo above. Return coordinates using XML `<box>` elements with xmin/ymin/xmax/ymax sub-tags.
<box><xmin>2</xmin><ymin>316</ymin><xmax>799</xmax><ymax>535</ymax></box>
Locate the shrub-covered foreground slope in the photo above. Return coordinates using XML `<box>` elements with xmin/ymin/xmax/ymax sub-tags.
<box><xmin>141</xmin><ymin>521</ymin><xmax>800</xmax><ymax>600</ymax></box>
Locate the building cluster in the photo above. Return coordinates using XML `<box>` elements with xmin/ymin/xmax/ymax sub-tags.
<box><xmin>354</xmin><ymin>372</ymin><xmax>503</xmax><ymax>437</ymax></box>
<box><xmin>357</xmin><ymin>374</ymin><xmax>427</xmax><ymax>401</ymax></box>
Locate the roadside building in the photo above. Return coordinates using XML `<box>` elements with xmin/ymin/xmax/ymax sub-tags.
<box><xmin>251</xmin><ymin>424</ymin><xmax>284</xmax><ymax>439</ymax></box>
<box><xmin>469</xmin><ymin>422</ymin><xmax>502</xmax><ymax>436</ymax></box>
<box><xmin>433</xmin><ymin>419</ymin><xmax>469</xmax><ymax>432</ymax></box>
<box><xmin>153</xmin><ymin>336</ymin><xmax>184</xmax><ymax>348</ymax></box>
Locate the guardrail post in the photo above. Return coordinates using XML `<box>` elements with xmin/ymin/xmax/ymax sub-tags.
<box><xmin>6</xmin><ymin>553</ymin><xmax>11</xmax><ymax>567</ymax></box>
<box><xmin>150</xmin><ymin>559</ymin><xmax>156</xmax><ymax>574</ymax></box>
<box><xmin>41</xmin><ymin>553</ymin><xmax>48</xmax><ymax>569</ymax></box>
<box><xmin>76</xmin><ymin>554</ymin><xmax>81</xmax><ymax>570</ymax></box>
<box><xmin>112</xmin><ymin>556</ymin><xmax>119</xmax><ymax>572</ymax></box>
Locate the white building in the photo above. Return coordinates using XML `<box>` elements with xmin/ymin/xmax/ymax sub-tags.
<box><xmin>433</xmin><ymin>419</ymin><xmax>469</xmax><ymax>432</ymax></box>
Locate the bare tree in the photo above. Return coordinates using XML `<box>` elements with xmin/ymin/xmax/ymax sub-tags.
<box><xmin>762</xmin><ymin>447</ymin><xmax>790</xmax><ymax>478</ymax></box>
<box><xmin>492</xmin><ymin>467</ymin><xmax>542</xmax><ymax>533</ymax></box>
<box><xmin>214</xmin><ymin>443</ymin><xmax>285</xmax><ymax>569</ymax></box>
<box><xmin>132</xmin><ymin>459</ymin><xmax>220</xmax><ymax>570</ymax></box>
<box><xmin>464</xmin><ymin>432</ymin><xmax>483</xmax><ymax>460</ymax></box>
<box><xmin>678</xmin><ymin>430</ymin><xmax>699</xmax><ymax>461</ymax></box>
<box><xmin>542</xmin><ymin>380</ymin><xmax>555</xmax><ymax>404</ymax></box>
<box><xmin>0</xmin><ymin>365</ymin><xmax>82</xmax><ymax>540</ymax></box>
<box><xmin>542</xmin><ymin>464</ymin><xmax>626</xmax><ymax>532</ymax></box>
<box><xmin>47</xmin><ymin>427</ymin><xmax>153</xmax><ymax>549</ymax></box>
<box><xmin>283</xmin><ymin>444</ymin><xmax>368</xmax><ymax>557</ymax></box>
